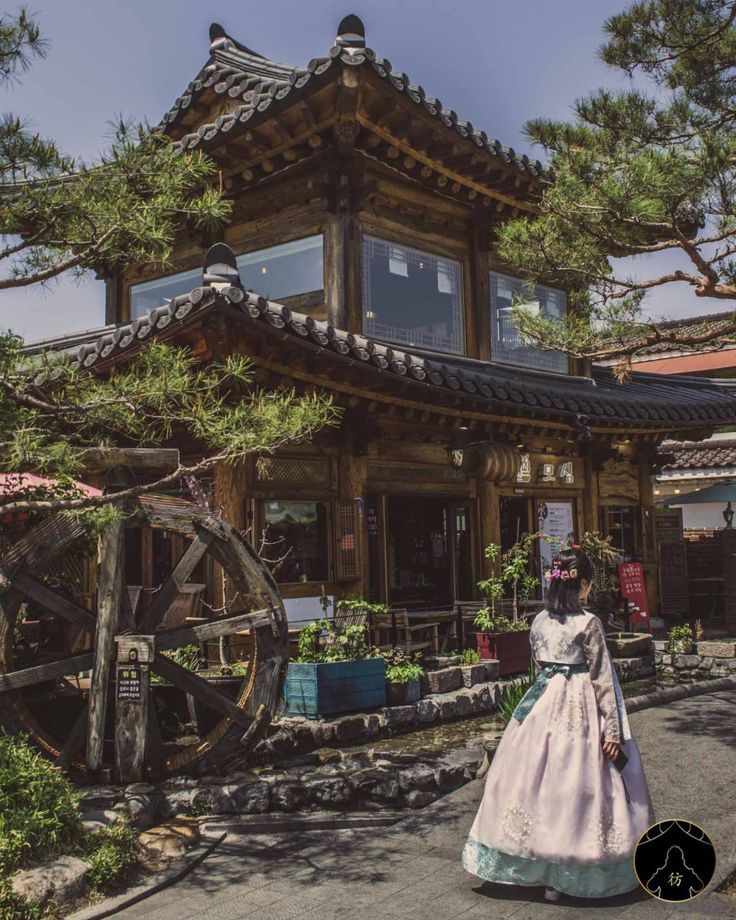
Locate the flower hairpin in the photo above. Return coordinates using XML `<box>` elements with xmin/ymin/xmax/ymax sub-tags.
<box><xmin>544</xmin><ymin>566</ymin><xmax>578</xmax><ymax>582</ymax></box>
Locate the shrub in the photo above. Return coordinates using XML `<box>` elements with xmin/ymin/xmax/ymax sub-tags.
<box><xmin>0</xmin><ymin>733</ymin><xmax>80</xmax><ymax>877</ymax></box>
<box><xmin>461</xmin><ymin>648</ymin><xmax>481</xmax><ymax>665</ymax></box>
<box><xmin>295</xmin><ymin>618</ymin><xmax>380</xmax><ymax>663</ymax></box>
<box><xmin>85</xmin><ymin>820</ymin><xmax>138</xmax><ymax>890</ymax></box>
<box><xmin>497</xmin><ymin>662</ymin><xmax>538</xmax><ymax>725</ymax></box>
<box><xmin>473</xmin><ymin>610</ymin><xmax>530</xmax><ymax>633</ymax></box>
<box><xmin>382</xmin><ymin>648</ymin><xmax>424</xmax><ymax>684</ymax></box>
<box><xmin>667</xmin><ymin>623</ymin><xmax>694</xmax><ymax>654</ymax></box>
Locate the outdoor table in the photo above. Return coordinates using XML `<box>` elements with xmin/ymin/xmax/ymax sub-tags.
<box><xmin>406</xmin><ymin>609</ymin><xmax>457</xmax><ymax>652</ymax></box>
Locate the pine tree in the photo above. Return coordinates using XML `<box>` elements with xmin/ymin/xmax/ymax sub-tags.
<box><xmin>497</xmin><ymin>0</ymin><xmax>736</xmax><ymax>377</ymax></box>
<box><xmin>0</xmin><ymin>11</ymin><xmax>339</xmax><ymax>517</ymax></box>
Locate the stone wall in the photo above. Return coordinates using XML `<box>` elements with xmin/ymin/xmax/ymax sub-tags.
<box><xmin>612</xmin><ymin>655</ymin><xmax>655</xmax><ymax>683</ymax></box>
<box><xmin>654</xmin><ymin>639</ymin><xmax>736</xmax><ymax>684</ymax></box>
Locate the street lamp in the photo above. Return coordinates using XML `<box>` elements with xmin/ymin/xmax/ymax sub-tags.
<box><xmin>723</xmin><ymin>501</ymin><xmax>734</xmax><ymax>529</ymax></box>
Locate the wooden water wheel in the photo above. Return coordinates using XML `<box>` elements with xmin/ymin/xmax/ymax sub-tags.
<box><xmin>0</xmin><ymin>489</ymin><xmax>289</xmax><ymax>781</ymax></box>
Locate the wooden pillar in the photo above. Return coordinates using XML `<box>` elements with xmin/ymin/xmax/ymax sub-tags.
<box><xmin>638</xmin><ymin>454</ymin><xmax>659</xmax><ymax>618</ymax></box>
<box><xmin>213</xmin><ymin>460</ymin><xmax>249</xmax><ymax>612</ymax></box>
<box><xmin>476</xmin><ymin>477</ymin><xmax>500</xmax><ymax>579</ymax></box>
<box><xmin>338</xmin><ymin>432</ymin><xmax>367</xmax><ymax>597</ymax></box>
<box><xmin>583</xmin><ymin>454</ymin><xmax>600</xmax><ymax>535</ymax></box>
<box><xmin>87</xmin><ymin>519</ymin><xmax>124</xmax><ymax>772</ymax></box>
<box><xmin>470</xmin><ymin>222</ymin><xmax>491</xmax><ymax>361</ymax></box>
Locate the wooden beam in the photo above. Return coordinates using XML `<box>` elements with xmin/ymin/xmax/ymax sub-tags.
<box><xmin>13</xmin><ymin>572</ymin><xmax>97</xmax><ymax>633</ymax></box>
<box><xmin>151</xmin><ymin>654</ymin><xmax>252</xmax><ymax>730</ymax></box>
<box><xmin>87</xmin><ymin>520</ymin><xmax>124</xmax><ymax>772</ymax></box>
<box><xmin>141</xmin><ymin>531</ymin><xmax>215</xmax><ymax>632</ymax></box>
<box><xmin>156</xmin><ymin>608</ymin><xmax>271</xmax><ymax>651</ymax></box>
<box><xmin>0</xmin><ymin>652</ymin><xmax>93</xmax><ymax>693</ymax></box>
<box><xmin>57</xmin><ymin>704</ymin><xmax>88</xmax><ymax>771</ymax></box>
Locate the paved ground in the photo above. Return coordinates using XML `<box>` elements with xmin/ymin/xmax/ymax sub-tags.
<box><xmin>115</xmin><ymin>689</ymin><xmax>736</xmax><ymax>920</ymax></box>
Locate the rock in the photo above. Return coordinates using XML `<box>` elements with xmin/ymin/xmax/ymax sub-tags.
<box><xmin>398</xmin><ymin>764</ymin><xmax>437</xmax><ymax>792</ymax></box>
<box><xmin>364</xmin><ymin>713</ymin><xmax>385</xmax><ymax>736</ymax></box>
<box><xmin>420</xmin><ymin>667</ymin><xmax>463</xmax><ymax>694</ymax></box>
<box><xmin>453</xmin><ymin>689</ymin><xmax>474</xmax><ymax>718</ymax></box>
<box><xmin>303</xmin><ymin>776</ymin><xmax>354</xmax><ymax>806</ymax></box>
<box><xmin>78</xmin><ymin>785</ymin><xmax>120</xmax><ymax>810</ymax></box>
<box><xmin>351</xmin><ymin>767</ymin><xmax>400</xmax><ymax>802</ymax></box>
<box><xmin>460</xmin><ymin>664</ymin><xmax>486</xmax><ymax>688</ymax></box>
<box><xmin>271</xmin><ymin>779</ymin><xmax>310</xmax><ymax>812</ymax></box>
<box><xmin>310</xmin><ymin>721</ymin><xmax>336</xmax><ymax>745</ymax></box>
<box><xmin>697</xmin><ymin>640</ymin><xmax>736</xmax><ymax>658</ymax></box>
<box><xmin>414</xmin><ymin>698</ymin><xmax>439</xmax><ymax>724</ymax></box>
<box><xmin>138</xmin><ymin>819</ymin><xmax>199</xmax><ymax>860</ymax></box>
<box><xmin>435</xmin><ymin>761</ymin><xmax>466</xmax><ymax>793</ymax></box>
<box><xmin>482</xmin><ymin>660</ymin><xmax>501</xmax><ymax>681</ymax></box>
<box><xmin>332</xmin><ymin>714</ymin><xmax>367</xmax><ymax>742</ymax></box>
<box><xmin>11</xmin><ymin>856</ymin><xmax>90</xmax><ymax>907</ymax></box>
<box><xmin>124</xmin><ymin>791</ymin><xmax>157</xmax><ymax>829</ymax></box>
<box><xmin>80</xmin><ymin>808</ymin><xmax>120</xmax><ymax>834</ymax></box>
<box><xmin>436</xmin><ymin>696</ymin><xmax>459</xmax><ymax>720</ymax></box>
<box><xmin>233</xmin><ymin>779</ymin><xmax>271</xmax><ymax>813</ymax></box>
<box><xmin>371</xmin><ymin>750</ymin><xmax>418</xmax><ymax>765</ymax></box>
<box><xmin>699</xmin><ymin>657</ymin><xmax>714</xmax><ymax>669</ymax></box>
<box><xmin>674</xmin><ymin>654</ymin><xmax>701</xmax><ymax>668</ymax></box>
<box><xmin>312</xmin><ymin>747</ymin><xmax>343</xmax><ymax>765</ymax></box>
<box><xmin>403</xmin><ymin>789</ymin><xmax>437</xmax><ymax>809</ymax></box>
<box><xmin>381</xmin><ymin>704</ymin><xmax>416</xmax><ymax>732</ymax></box>
<box><xmin>160</xmin><ymin>788</ymin><xmax>194</xmax><ymax>818</ymax></box>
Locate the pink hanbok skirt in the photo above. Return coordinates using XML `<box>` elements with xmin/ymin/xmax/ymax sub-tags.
<box><xmin>462</xmin><ymin>670</ymin><xmax>655</xmax><ymax>897</ymax></box>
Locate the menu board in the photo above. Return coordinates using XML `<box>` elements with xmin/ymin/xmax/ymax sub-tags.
<box><xmin>618</xmin><ymin>562</ymin><xmax>651</xmax><ymax>630</ymax></box>
<box><xmin>537</xmin><ymin>501</ymin><xmax>575</xmax><ymax>581</ymax></box>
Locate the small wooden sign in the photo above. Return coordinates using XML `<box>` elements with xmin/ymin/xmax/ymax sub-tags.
<box><xmin>116</xmin><ymin>666</ymin><xmax>142</xmax><ymax>702</ymax></box>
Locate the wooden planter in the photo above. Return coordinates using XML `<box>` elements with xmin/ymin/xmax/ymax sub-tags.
<box><xmin>284</xmin><ymin>658</ymin><xmax>387</xmax><ymax>718</ymax></box>
<box><xmin>386</xmin><ymin>678</ymin><xmax>420</xmax><ymax>706</ymax></box>
<box><xmin>475</xmin><ymin>630</ymin><xmax>530</xmax><ymax>677</ymax></box>
<box><xmin>605</xmin><ymin>633</ymin><xmax>653</xmax><ymax>658</ymax></box>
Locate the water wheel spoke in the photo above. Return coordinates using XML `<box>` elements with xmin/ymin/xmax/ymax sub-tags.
<box><xmin>141</xmin><ymin>531</ymin><xmax>214</xmax><ymax>632</ymax></box>
<box><xmin>87</xmin><ymin>520</ymin><xmax>125</xmax><ymax>772</ymax></box>
<box><xmin>239</xmin><ymin>702</ymin><xmax>271</xmax><ymax>751</ymax></box>
<box><xmin>156</xmin><ymin>607</ymin><xmax>270</xmax><ymax>652</ymax></box>
<box><xmin>151</xmin><ymin>653</ymin><xmax>252</xmax><ymax>731</ymax></box>
<box><xmin>13</xmin><ymin>572</ymin><xmax>97</xmax><ymax>633</ymax></box>
<box><xmin>0</xmin><ymin>652</ymin><xmax>94</xmax><ymax>692</ymax></box>
<box><xmin>57</xmin><ymin>702</ymin><xmax>88</xmax><ymax>770</ymax></box>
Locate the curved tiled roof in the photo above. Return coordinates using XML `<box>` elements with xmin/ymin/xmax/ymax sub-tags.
<box><xmin>161</xmin><ymin>21</ymin><xmax>545</xmax><ymax>178</ymax></box>
<box><xmin>659</xmin><ymin>438</ymin><xmax>736</xmax><ymax>471</ymax></box>
<box><xmin>39</xmin><ymin>248</ymin><xmax>736</xmax><ymax>434</ymax></box>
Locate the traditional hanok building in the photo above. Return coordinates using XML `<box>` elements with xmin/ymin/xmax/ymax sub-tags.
<box><xmin>34</xmin><ymin>15</ymin><xmax>736</xmax><ymax>623</ymax></box>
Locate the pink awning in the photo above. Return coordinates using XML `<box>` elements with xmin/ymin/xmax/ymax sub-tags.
<box><xmin>0</xmin><ymin>473</ymin><xmax>101</xmax><ymax>498</ymax></box>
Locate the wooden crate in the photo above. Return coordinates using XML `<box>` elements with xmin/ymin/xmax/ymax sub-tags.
<box><xmin>283</xmin><ymin>658</ymin><xmax>386</xmax><ymax>718</ymax></box>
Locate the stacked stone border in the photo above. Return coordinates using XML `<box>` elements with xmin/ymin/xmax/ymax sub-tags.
<box><xmin>654</xmin><ymin>639</ymin><xmax>736</xmax><ymax>685</ymax></box>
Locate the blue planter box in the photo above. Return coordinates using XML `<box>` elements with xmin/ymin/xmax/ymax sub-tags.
<box><xmin>284</xmin><ymin>658</ymin><xmax>387</xmax><ymax>718</ymax></box>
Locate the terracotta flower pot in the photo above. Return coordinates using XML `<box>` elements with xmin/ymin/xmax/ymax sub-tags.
<box><xmin>474</xmin><ymin>630</ymin><xmax>530</xmax><ymax>677</ymax></box>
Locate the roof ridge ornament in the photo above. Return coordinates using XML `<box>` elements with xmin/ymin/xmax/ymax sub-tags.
<box><xmin>336</xmin><ymin>13</ymin><xmax>366</xmax><ymax>51</ymax></box>
<box><xmin>209</xmin><ymin>21</ymin><xmax>266</xmax><ymax>59</ymax></box>
<box><xmin>203</xmin><ymin>243</ymin><xmax>243</xmax><ymax>290</ymax></box>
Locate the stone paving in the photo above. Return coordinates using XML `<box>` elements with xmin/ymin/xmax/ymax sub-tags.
<box><xmin>113</xmin><ymin>689</ymin><xmax>736</xmax><ymax>920</ymax></box>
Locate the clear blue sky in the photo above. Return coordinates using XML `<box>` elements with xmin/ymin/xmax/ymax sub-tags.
<box><xmin>1</xmin><ymin>0</ymin><xmax>708</xmax><ymax>343</ymax></box>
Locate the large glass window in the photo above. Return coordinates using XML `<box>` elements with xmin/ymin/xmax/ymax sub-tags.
<box><xmin>130</xmin><ymin>235</ymin><xmax>325</xmax><ymax>320</ymax></box>
<box><xmin>490</xmin><ymin>272</ymin><xmax>568</xmax><ymax>373</ymax></box>
<box><xmin>362</xmin><ymin>236</ymin><xmax>464</xmax><ymax>354</ymax></box>
<box><xmin>263</xmin><ymin>500</ymin><xmax>329</xmax><ymax>584</ymax></box>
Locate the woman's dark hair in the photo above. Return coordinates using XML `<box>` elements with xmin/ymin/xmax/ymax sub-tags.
<box><xmin>544</xmin><ymin>545</ymin><xmax>594</xmax><ymax>615</ymax></box>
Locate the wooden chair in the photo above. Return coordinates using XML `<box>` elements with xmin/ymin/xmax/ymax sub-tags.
<box><xmin>373</xmin><ymin>608</ymin><xmax>439</xmax><ymax>655</ymax></box>
<box><xmin>333</xmin><ymin>604</ymin><xmax>372</xmax><ymax>646</ymax></box>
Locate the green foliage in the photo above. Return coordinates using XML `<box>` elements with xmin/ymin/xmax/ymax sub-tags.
<box><xmin>85</xmin><ymin>819</ymin><xmax>138</xmax><ymax>890</ymax></box>
<box><xmin>0</xmin><ymin>732</ymin><xmax>80</xmax><ymax>877</ymax></box>
<box><xmin>495</xmin><ymin>0</ymin><xmax>736</xmax><ymax>376</ymax></box>
<box><xmin>497</xmin><ymin>661</ymin><xmax>538</xmax><ymax>726</ymax></box>
<box><xmin>667</xmin><ymin>623</ymin><xmax>694</xmax><ymax>653</ymax></box>
<box><xmin>473</xmin><ymin>610</ymin><xmax>530</xmax><ymax>633</ymax></box>
<box><xmin>335</xmin><ymin>598</ymin><xmax>390</xmax><ymax>616</ymax></box>
<box><xmin>381</xmin><ymin>648</ymin><xmax>424</xmax><ymax>684</ymax></box>
<box><xmin>295</xmin><ymin>618</ymin><xmax>379</xmax><ymax>663</ymax></box>
<box><xmin>477</xmin><ymin>534</ymin><xmax>540</xmax><ymax>623</ymax></box>
<box><xmin>460</xmin><ymin>648</ymin><xmax>481</xmax><ymax>665</ymax></box>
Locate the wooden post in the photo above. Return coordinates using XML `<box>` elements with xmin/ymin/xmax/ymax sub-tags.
<box><xmin>87</xmin><ymin>519</ymin><xmax>124</xmax><ymax>772</ymax></box>
<box><xmin>114</xmin><ymin>635</ymin><xmax>154</xmax><ymax>783</ymax></box>
<box><xmin>477</xmin><ymin>478</ymin><xmax>500</xmax><ymax>578</ymax></box>
<box><xmin>213</xmin><ymin>460</ymin><xmax>248</xmax><ymax>613</ymax></box>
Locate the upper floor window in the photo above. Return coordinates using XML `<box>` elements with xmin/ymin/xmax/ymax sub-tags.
<box><xmin>129</xmin><ymin>235</ymin><xmax>325</xmax><ymax>320</ymax></box>
<box><xmin>489</xmin><ymin>272</ymin><xmax>568</xmax><ymax>373</ymax></box>
<box><xmin>362</xmin><ymin>236</ymin><xmax>464</xmax><ymax>354</ymax></box>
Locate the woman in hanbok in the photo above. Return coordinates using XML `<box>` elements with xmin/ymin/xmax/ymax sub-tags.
<box><xmin>462</xmin><ymin>545</ymin><xmax>655</xmax><ymax>901</ymax></box>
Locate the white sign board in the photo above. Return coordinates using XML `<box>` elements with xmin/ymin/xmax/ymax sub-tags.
<box><xmin>537</xmin><ymin>501</ymin><xmax>575</xmax><ymax>581</ymax></box>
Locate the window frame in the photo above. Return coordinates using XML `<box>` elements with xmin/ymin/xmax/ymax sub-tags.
<box><xmin>361</xmin><ymin>234</ymin><xmax>466</xmax><ymax>356</ymax></box>
<box><xmin>488</xmin><ymin>270</ymin><xmax>569</xmax><ymax>374</ymax></box>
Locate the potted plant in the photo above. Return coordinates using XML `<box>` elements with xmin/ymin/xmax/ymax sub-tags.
<box><xmin>667</xmin><ymin>623</ymin><xmax>694</xmax><ymax>655</ymax></box>
<box><xmin>284</xmin><ymin>618</ymin><xmax>386</xmax><ymax>718</ymax></box>
<box><xmin>473</xmin><ymin>536</ymin><xmax>538</xmax><ymax>676</ymax></box>
<box><xmin>382</xmin><ymin>648</ymin><xmax>424</xmax><ymax>706</ymax></box>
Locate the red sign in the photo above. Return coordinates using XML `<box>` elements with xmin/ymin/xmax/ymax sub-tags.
<box><xmin>617</xmin><ymin>562</ymin><xmax>651</xmax><ymax>631</ymax></box>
